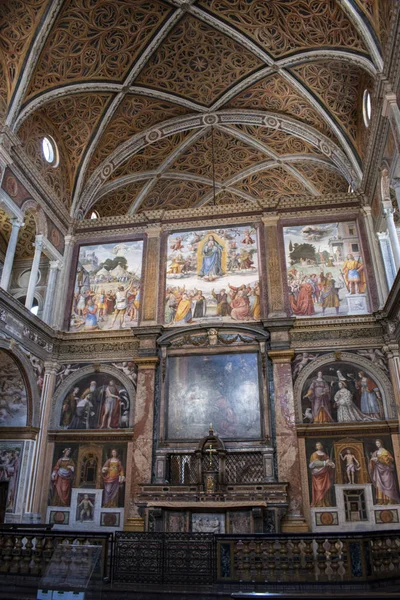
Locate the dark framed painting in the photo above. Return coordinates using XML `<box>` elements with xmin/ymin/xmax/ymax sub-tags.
<box><xmin>166</xmin><ymin>353</ymin><xmax>262</xmax><ymax>440</ymax></box>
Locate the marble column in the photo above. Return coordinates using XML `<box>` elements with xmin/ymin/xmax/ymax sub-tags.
<box><xmin>25</xmin><ymin>234</ymin><xmax>43</xmax><ymax>310</ymax></box>
<box><xmin>383</xmin><ymin>205</ymin><xmax>400</xmax><ymax>271</ymax></box>
<box><xmin>42</xmin><ymin>260</ymin><xmax>61</xmax><ymax>325</ymax></box>
<box><xmin>377</xmin><ymin>231</ymin><xmax>396</xmax><ymax>288</ymax></box>
<box><xmin>361</xmin><ymin>206</ymin><xmax>389</xmax><ymax>306</ymax></box>
<box><xmin>0</xmin><ymin>217</ymin><xmax>23</xmax><ymax>291</ymax></box>
<box><xmin>262</xmin><ymin>214</ymin><xmax>287</xmax><ymax>317</ymax></box>
<box><xmin>27</xmin><ymin>361</ymin><xmax>58</xmax><ymax>520</ymax></box>
<box><xmin>392</xmin><ymin>179</ymin><xmax>400</xmax><ymax>212</ymax></box>
<box><xmin>268</xmin><ymin>349</ymin><xmax>309</xmax><ymax>532</ymax></box>
<box><xmin>141</xmin><ymin>226</ymin><xmax>162</xmax><ymax>325</ymax></box>
<box><xmin>129</xmin><ymin>356</ymin><xmax>159</xmax><ymax>524</ymax></box>
<box><xmin>52</xmin><ymin>234</ymin><xmax>74</xmax><ymax>330</ymax></box>
<box><xmin>383</xmin><ymin>344</ymin><xmax>400</xmax><ymax>420</ymax></box>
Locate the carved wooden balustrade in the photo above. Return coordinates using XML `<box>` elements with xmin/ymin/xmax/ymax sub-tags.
<box><xmin>217</xmin><ymin>532</ymin><xmax>400</xmax><ymax>583</ymax></box>
<box><xmin>0</xmin><ymin>527</ymin><xmax>111</xmax><ymax>578</ymax></box>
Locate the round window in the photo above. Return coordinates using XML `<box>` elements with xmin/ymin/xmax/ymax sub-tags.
<box><xmin>363</xmin><ymin>90</ymin><xmax>372</xmax><ymax>128</ymax></box>
<box><xmin>41</xmin><ymin>136</ymin><xmax>59</xmax><ymax>167</ymax></box>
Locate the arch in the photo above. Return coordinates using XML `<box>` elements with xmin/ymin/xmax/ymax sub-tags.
<box><xmin>77</xmin><ymin>110</ymin><xmax>359</xmax><ymax>217</ymax></box>
<box><xmin>20</xmin><ymin>200</ymin><xmax>48</xmax><ymax>237</ymax></box>
<box><xmin>293</xmin><ymin>351</ymin><xmax>396</xmax><ymax>423</ymax></box>
<box><xmin>0</xmin><ymin>341</ymin><xmax>41</xmax><ymax>427</ymax></box>
<box><xmin>50</xmin><ymin>364</ymin><xmax>137</xmax><ymax>430</ymax></box>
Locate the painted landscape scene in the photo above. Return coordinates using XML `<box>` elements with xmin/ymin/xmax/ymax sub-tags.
<box><xmin>70</xmin><ymin>241</ymin><xmax>143</xmax><ymax>332</ymax></box>
<box><xmin>283</xmin><ymin>221</ymin><xmax>369</xmax><ymax>317</ymax></box>
<box><xmin>165</xmin><ymin>226</ymin><xmax>260</xmax><ymax>326</ymax></box>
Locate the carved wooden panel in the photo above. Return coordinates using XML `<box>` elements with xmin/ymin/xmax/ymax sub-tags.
<box><xmin>137</xmin><ymin>179</ymin><xmax>211</xmax><ymax>213</ymax></box>
<box><xmin>135</xmin><ymin>14</ymin><xmax>263</xmax><ymax>107</ymax></box>
<box><xmin>230</xmin><ymin>124</ymin><xmax>325</xmax><ymax>157</ymax></box>
<box><xmin>90</xmin><ymin>181</ymin><xmax>147</xmax><ymax>217</ymax></box>
<box><xmin>226</xmin><ymin>74</ymin><xmax>336</xmax><ymax>141</ymax></box>
<box><xmin>198</xmin><ymin>0</ymin><xmax>368</xmax><ymax>56</ymax></box>
<box><xmin>233</xmin><ymin>166</ymin><xmax>309</xmax><ymax>199</ymax></box>
<box><xmin>292</xmin><ymin>162</ymin><xmax>349</xmax><ymax>194</ymax></box>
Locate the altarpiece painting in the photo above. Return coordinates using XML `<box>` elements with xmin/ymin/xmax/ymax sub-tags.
<box><xmin>165</xmin><ymin>226</ymin><xmax>260</xmax><ymax>325</ymax></box>
<box><xmin>166</xmin><ymin>353</ymin><xmax>261</xmax><ymax>440</ymax></box>
<box><xmin>70</xmin><ymin>240</ymin><xmax>143</xmax><ymax>332</ymax></box>
<box><xmin>283</xmin><ymin>221</ymin><xmax>369</xmax><ymax>317</ymax></box>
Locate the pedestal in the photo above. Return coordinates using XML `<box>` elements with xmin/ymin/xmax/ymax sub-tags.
<box><xmin>346</xmin><ymin>292</ymin><xmax>368</xmax><ymax>314</ymax></box>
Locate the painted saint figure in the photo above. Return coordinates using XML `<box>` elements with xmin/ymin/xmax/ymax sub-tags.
<box><xmin>309</xmin><ymin>442</ymin><xmax>335</xmax><ymax>507</ymax></box>
<box><xmin>83</xmin><ymin>298</ymin><xmax>98</xmax><ymax>331</ymax></box>
<box><xmin>342</xmin><ymin>254</ymin><xmax>366</xmax><ymax>295</ymax></box>
<box><xmin>51</xmin><ymin>448</ymin><xmax>75</xmax><ymax>506</ymax></box>
<box><xmin>368</xmin><ymin>439</ymin><xmax>400</xmax><ymax>505</ymax></box>
<box><xmin>100</xmin><ymin>380</ymin><xmax>121</xmax><ymax>429</ymax></box>
<box><xmin>303</xmin><ymin>371</ymin><xmax>333</xmax><ymax>423</ymax></box>
<box><xmin>340</xmin><ymin>448</ymin><xmax>360</xmax><ymax>484</ymax></box>
<box><xmin>102</xmin><ymin>449</ymin><xmax>125</xmax><ymax>508</ymax></box>
<box><xmin>199</xmin><ymin>235</ymin><xmax>224</xmax><ymax>281</ymax></box>
<box><xmin>78</xmin><ymin>494</ymin><xmax>94</xmax><ymax>521</ymax></box>
<box><xmin>356</xmin><ymin>371</ymin><xmax>382</xmax><ymax>419</ymax></box>
<box><xmin>334</xmin><ymin>381</ymin><xmax>377</xmax><ymax>422</ymax></box>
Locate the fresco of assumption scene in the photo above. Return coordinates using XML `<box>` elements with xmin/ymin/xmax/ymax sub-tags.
<box><xmin>70</xmin><ymin>241</ymin><xmax>143</xmax><ymax>332</ymax></box>
<box><xmin>165</xmin><ymin>226</ymin><xmax>260</xmax><ymax>326</ymax></box>
<box><xmin>283</xmin><ymin>221</ymin><xmax>369</xmax><ymax>318</ymax></box>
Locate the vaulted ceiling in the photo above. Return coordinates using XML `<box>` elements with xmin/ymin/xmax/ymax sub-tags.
<box><xmin>0</xmin><ymin>0</ymin><xmax>396</xmax><ymax>218</ymax></box>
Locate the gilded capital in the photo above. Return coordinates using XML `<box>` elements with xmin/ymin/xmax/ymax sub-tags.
<box><xmin>268</xmin><ymin>349</ymin><xmax>295</xmax><ymax>363</ymax></box>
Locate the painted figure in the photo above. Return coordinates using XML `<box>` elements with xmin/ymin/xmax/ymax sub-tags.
<box><xmin>78</xmin><ymin>494</ymin><xmax>94</xmax><ymax>521</ymax></box>
<box><xmin>342</xmin><ymin>254</ymin><xmax>366</xmax><ymax>294</ymax></box>
<box><xmin>290</xmin><ymin>279</ymin><xmax>315</xmax><ymax>316</ymax></box>
<box><xmin>334</xmin><ymin>381</ymin><xmax>376</xmax><ymax>422</ymax></box>
<box><xmin>51</xmin><ymin>448</ymin><xmax>75</xmax><ymax>506</ymax></box>
<box><xmin>340</xmin><ymin>448</ymin><xmax>360</xmax><ymax>484</ymax></box>
<box><xmin>356</xmin><ymin>371</ymin><xmax>382</xmax><ymax>419</ymax></box>
<box><xmin>68</xmin><ymin>394</ymin><xmax>94</xmax><ymax>430</ymax></box>
<box><xmin>303</xmin><ymin>371</ymin><xmax>333</xmax><ymax>423</ymax></box>
<box><xmin>199</xmin><ymin>235</ymin><xmax>224</xmax><ymax>280</ymax></box>
<box><xmin>102</xmin><ymin>449</ymin><xmax>125</xmax><ymax>508</ymax></box>
<box><xmin>369</xmin><ymin>439</ymin><xmax>400</xmax><ymax>505</ymax></box>
<box><xmin>61</xmin><ymin>387</ymin><xmax>79</xmax><ymax>427</ymax></box>
<box><xmin>320</xmin><ymin>273</ymin><xmax>340</xmax><ymax>315</ymax></box>
<box><xmin>212</xmin><ymin>288</ymin><xmax>229</xmax><ymax>316</ymax></box>
<box><xmin>100</xmin><ymin>380</ymin><xmax>121</xmax><ymax>429</ymax></box>
<box><xmin>173</xmin><ymin>293</ymin><xmax>193</xmax><ymax>324</ymax></box>
<box><xmin>309</xmin><ymin>442</ymin><xmax>335</xmax><ymax>507</ymax></box>
<box><xmin>83</xmin><ymin>298</ymin><xmax>98</xmax><ymax>330</ymax></box>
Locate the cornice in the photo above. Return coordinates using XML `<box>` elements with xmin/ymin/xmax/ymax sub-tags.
<box><xmin>296</xmin><ymin>420</ymin><xmax>399</xmax><ymax>437</ymax></box>
<box><xmin>268</xmin><ymin>349</ymin><xmax>295</xmax><ymax>363</ymax></box>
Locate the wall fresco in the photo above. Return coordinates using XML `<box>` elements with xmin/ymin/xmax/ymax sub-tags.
<box><xmin>70</xmin><ymin>240</ymin><xmax>143</xmax><ymax>331</ymax></box>
<box><xmin>0</xmin><ymin>350</ymin><xmax>27</xmax><ymax>427</ymax></box>
<box><xmin>165</xmin><ymin>226</ymin><xmax>260</xmax><ymax>325</ymax></box>
<box><xmin>283</xmin><ymin>221</ymin><xmax>369</xmax><ymax>317</ymax></box>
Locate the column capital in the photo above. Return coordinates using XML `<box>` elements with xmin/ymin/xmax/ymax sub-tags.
<box><xmin>135</xmin><ymin>356</ymin><xmax>159</xmax><ymax>369</ymax></box>
<box><xmin>360</xmin><ymin>205</ymin><xmax>372</xmax><ymax>217</ymax></box>
<box><xmin>49</xmin><ymin>259</ymin><xmax>62</xmax><ymax>271</ymax></box>
<box><xmin>10</xmin><ymin>216</ymin><xmax>24</xmax><ymax>228</ymax></box>
<box><xmin>382</xmin><ymin>91</ymin><xmax>398</xmax><ymax>117</ymax></box>
<box><xmin>33</xmin><ymin>234</ymin><xmax>44</xmax><ymax>252</ymax></box>
<box><xmin>261</xmin><ymin>213</ymin><xmax>280</xmax><ymax>227</ymax></box>
<box><xmin>64</xmin><ymin>234</ymin><xmax>75</xmax><ymax>246</ymax></box>
<box><xmin>377</xmin><ymin>230</ymin><xmax>390</xmax><ymax>240</ymax></box>
<box><xmin>145</xmin><ymin>225</ymin><xmax>162</xmax><ymax>238</ymax></box>
<box><xmin>268</xmin><ymin>349</ymin><xmax>294</xmax><ymax>363</ymax></box>
<box><xmin>43</xmin><ymin>360</ymin><xmax>59</xmax><ymax>375</ymax></box>
<box><xmin>392</xmin><ymin>178</ymin><xmax>400</xmax><ymax>190</ymax></box>
<box><xmin>383</xmin><ymin>203</ymin><xmax>395</xmax><ymax>216</ymax></box>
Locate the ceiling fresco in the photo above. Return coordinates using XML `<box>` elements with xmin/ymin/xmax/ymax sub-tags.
<box><xmin>0</xmin><ymin>0</ymin><xmax>395</xmax><ymax>217</ymax></box>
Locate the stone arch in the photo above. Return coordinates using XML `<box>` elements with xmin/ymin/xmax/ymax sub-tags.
<box><xmin>293</xmin><ymin>351</ymin><xmax>396</xmax><ymax>423</ymax></box>
<box><xmin>50</xmin><ymin>363</ymin><xmax>137</xmax><ymax>430</ymax></box>
<box><xmin>0</xmin><ymin>340</ymin><xmax>41</xmax><ymax>427</ymax></box>
<box><xmin>20</xmin><ymin>200</ymin><xmax>48</xmax><ymax>237</ymax></box>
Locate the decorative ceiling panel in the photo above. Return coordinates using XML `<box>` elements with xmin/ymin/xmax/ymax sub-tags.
<box><xmin>87</xmin><ymin>95</ymin><xmax>190</xmax><ymax>178</ymax></box>
<box><xmin>198</xmin><ymin>0</ymin><xmax>367</xmax><ymax>57</ymax></box>
<box><xmin>233</xmin><ymin>166</ymin><xmax>309</xmax><ymax>199</ymax></box>
<box><xmin>215</xmin><ymin>190</ymin><xmax>249</xmax><ymax>205</ymax></box>
<box><xmin>168</xmin><ymin>128</ymin><xmax>268</xmax><ymax>181</ymax></box>
<box><xmin>230</xmin><ymin>124</ymin><xmax>325</xmax><ymax>157</ymax></box>
<box><xmin>137</xmin><ymin>178</ymin><xmax>211</xmax><ymax>212</ymax></box>
<box><xmin>0</xmin><ymin>0</ymin><xmax>49</xmax><ymax>102</ymax></box>
<box><xmin>17</xmin><ymin>113</ymin><xmax>72</xmax><ymax>208</ymax></box>
<box><xmin>135</xmin><ymin>14</ymin><xmax>263</xmax><ymax>107</ymax></box>
<box><xmin>26</xmin><ymin>0</ymin><xmax>172</xmax><ymax>100</ymax></box>
<box><xmin>291</xmin><ymin>61</ymin><xmax>372</xmax><ymax>145</ymax></box>
<box><xmin>90</xmin><ymin>180</ymin><xmax>146</xmax><ymax>217</ymax></box>
<box><xmin>111</xmin><ymin>131</ymin><xmax>192</xmax><ymax>180</ymax></box>
<box><xmin>379</xmin><ymin>0</ymin><xmax>396</xmax><ymax>51</ymax></box>
<box><xmin>15</xmin><ymin>211</ymin><xmax>37</xmax><ymax>260</ymax></box>
<box><xmin>0</xmin><ymin>61</ymin><xmax>7</xmax><ymax>123</ymax></box>
<box><xmin>226</xmin><ymin>73</ymin><xmax>335</xmax><ymax>141</ymax></box>
<box><xmin>18</xmin><ymin>93</ymin><xmax>111</xmax><ymax>190</ymax></box>
<box><xmin>292</xmin><ymin>162</ymin><xmax>348</xmax><ymax>193</ymax></box>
